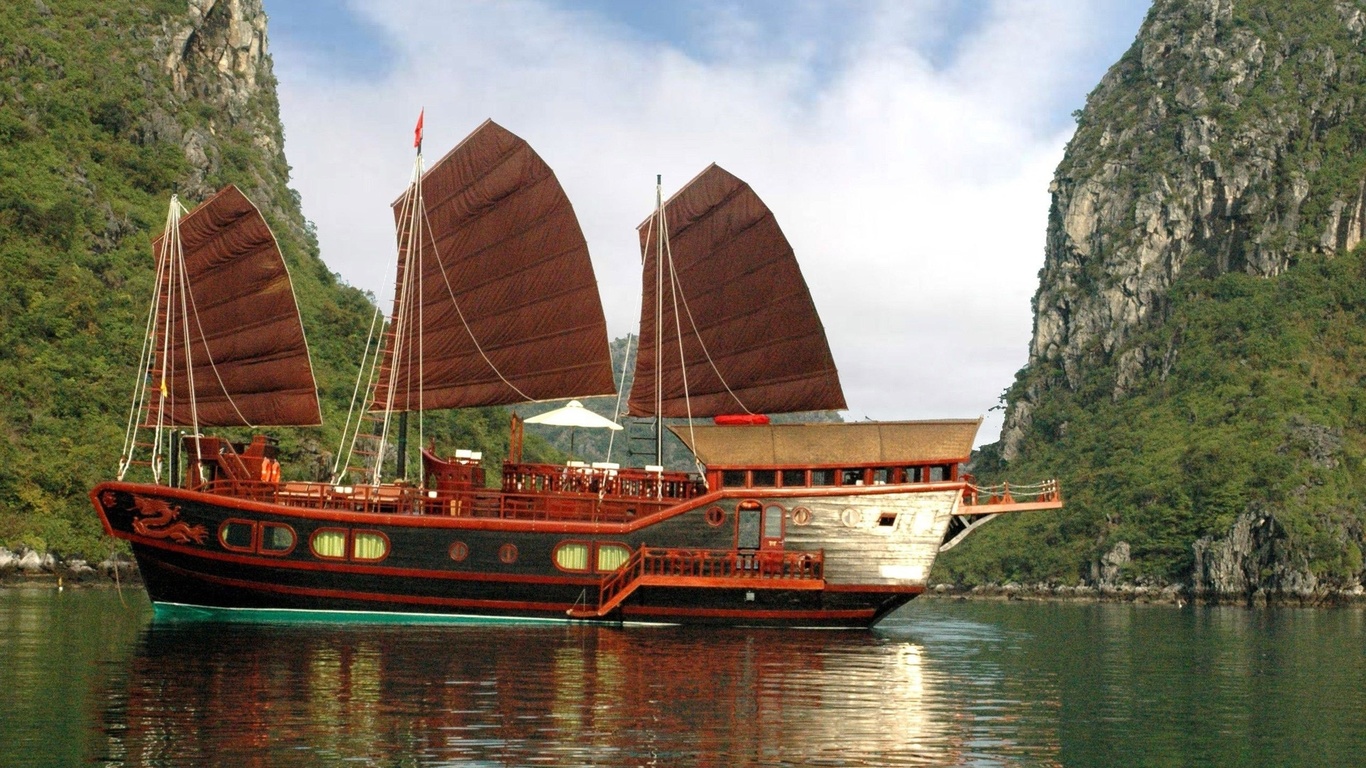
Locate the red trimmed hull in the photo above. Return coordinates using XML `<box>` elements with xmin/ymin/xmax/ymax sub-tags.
<box><xmin>93</xmin><ymin>482</ymin><xmax>924</xmax><ymax>628</ymax></box>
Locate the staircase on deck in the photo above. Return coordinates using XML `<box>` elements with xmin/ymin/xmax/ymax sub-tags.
<box><xmin>566</xmin><ymin>546</ymin><xmax>825</xmax><ymax>619</ymax></box>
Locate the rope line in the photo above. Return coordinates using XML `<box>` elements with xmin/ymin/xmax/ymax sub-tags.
<box><xmin>420</xmin><ymin>202</ymin><xmax>535</xmax><ymax>403</ymax></box>
<box><xmin>331</xmin><ymin>302</ymin><xmax>384</xmax><ymax>481</ymax></box>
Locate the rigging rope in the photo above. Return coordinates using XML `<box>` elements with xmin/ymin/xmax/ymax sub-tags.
<box><xmin>420</xmin><ymin>199</ymin><xmax>535</xmax><ymax>403</ymax></box>
<box><xmin>373</xmin><ymin>157</ymin><xmax>425</xmax><ymax>485</ymax></box>
<box><xmin>662</xmin><ymin>227</ymin><xmax>755</xmax><ymax>416</ymax></box>
<box><xmin>118</xmin><ymin>199</ymin><xmax>177</xmax><ymax>480</ymax></box>
<box><xmin>331</xmin><ymin>302</ymin><xmax>385</xmax><ymax>482</ymax></box>
<box><xmin>605</xmin><ymin>333</ymin><xmax>634</xmax><ymax>463</ymax></box>
<box><xmin>660</xmin><ymin>212</ymin><xmax>707</xmax><ymax>480</ymax></box>
<box><xmin>180</xmin><ymin>246</ymin><xmax>255</xmax><ymax>430</ymax></box>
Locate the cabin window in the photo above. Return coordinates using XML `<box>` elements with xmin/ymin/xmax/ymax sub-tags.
<box><xmin>449</xmin><ymin>541</ymin><xmax>469</xmax><ymax>562</ymax></box>
<box><xmin>872</xmin><ymin>468</ymin><xmax>891</xmax><ymax>485</ymax></box>
<box><xmin>311</xmin><ymin>529</ymin><xmax>347</xmax><ymax>559</ymax></box>
<box><xmin>705</xmin><ymin>506</ymin><xmax>726</xmax><ymax>526</ymax></box>
<box><xmin>499</xmin><ymin>543</ymin><xmax>519</xmax><ymax>564</ymax></box>
<box><xmin>781</xmin><ymin>469</ymin><xmax>806</xmax><ymax>488</ymax></box>
<box><xmin>750</xmin><ymin>470</ymin><xmax>776</xmax><ymax>487</ymax></box>
<box><xmin>554</xmin><ymin>542</ymin><xmax>589</xmax><ymax>572</ymax></box>
<box><xmin>260</xmin><ymin>524</ymin><xmax>295</xmax><ymax>554</ymax></box>
<box><xmin>929</xmin><ymin>465</ymin><xmax>949</xmax><ymax>482</ymax></box>
<box><xmin>840</xmin><ymin>468</ymin><xmax>864</xmax><ymax>486</ymax></box>
<box><xmin>737</xmin><ymin>500</ymin><xmax>763</xmax><ymax>550</ymax></box>
<box><xmin>722</xmin><ymin>470</ymin><xmax>748</xmax><ymax>488</ymax></box>
<box><xmin>811</xmin><ymin>469</ymin><xmax>835</xmax><ymax>486</ymax></box>
<box><xmin>763</xmin><ymin>505</ymin><xmax>785</xmax><ymax>539</ymax></box>
<box><xmin>906</xmin><ymin>467</ymin><xmax>924</xmax><ymax>483</ymax></box>
<box><xmin>791</xmin><ymin>507</ymin><xmax>812</xmax><ymax>526</ymax></box>
<box><xmin>219</xmin><ymin>521</ymin><xmax>255</xmax><ymax>552</ymax></box>
<box><xmin>878</xmin><ymin>512</ymin><xmax>898</xmax><ymax>527</ymax></box>
<box><xmin>597</xmin><ymin>544</ymin><xmax>631</xmax><ymax>572</ymax></box>
<box><xmin>352</xmin><ymin>531</ymin><xmax>389</xmax><ymax>561</ymax></box>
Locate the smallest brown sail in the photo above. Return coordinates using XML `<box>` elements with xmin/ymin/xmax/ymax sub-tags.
<box><xmin>149</xmin><ymin>185</ymin><xmax>321</xmax><ymax>427</ymax></box>
<box><xmin>630</xmin><ymin>164</ymin><xmax>846</xmax><ymax>418</ymax></box>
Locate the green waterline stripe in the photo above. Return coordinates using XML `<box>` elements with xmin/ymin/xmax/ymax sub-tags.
<box><xmin>150</xmin><ymin>601</ymin><xmax>683</xmax><ymax>627</ymax></box>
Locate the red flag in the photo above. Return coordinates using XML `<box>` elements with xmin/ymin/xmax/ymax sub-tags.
<box><xmin>413</xmin><ymin>109</ymin><xmax>424</xmax><ymax>149</ymax></box>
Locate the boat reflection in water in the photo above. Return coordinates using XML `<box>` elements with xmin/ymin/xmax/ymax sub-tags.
<box><xmin>96</xmin><ymin>617</ymin><xmax>1059</xmax><ymax>766</ymax></box>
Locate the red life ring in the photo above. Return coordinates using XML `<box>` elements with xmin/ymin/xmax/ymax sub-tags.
<box><xmin>713</xmin><ymin>414</ymin><xmax>770</xmax><ymax>426</ymax></box>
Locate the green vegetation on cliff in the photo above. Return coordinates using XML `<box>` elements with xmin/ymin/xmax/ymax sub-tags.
<box><xmin>941</xmin><ymin>0</ymin><xmax>1366</xmax><ymax>597</ymax></box>
<box><xmin>0</xmin><ymin>0</ymin><xmax>558</xmax><ymax>559</ymax></box>
<box><xmin>945</xmin><ymin>247</ymin><xmax>1366</xmax><ymax>589</ymax></box>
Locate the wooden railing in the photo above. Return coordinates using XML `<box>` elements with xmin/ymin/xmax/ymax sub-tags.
<box><xmin>570</xmin><ymin>546</ymin><xmax>825</xmax><ymax>618</ymax></box>
<box><xmin>501</xmin><ymin>462</ymin><xmax>703</xmax><ymax>501</ymax></box>
<box><xmin>194</xmin><ymin>478</ymin><xmax>684</xmax><ymax>523</ymax></box>
<box><xmin>199</xmin><ymin>480</ymin><xmax>428</xmax><ymax>515</ymax></box>
<box><xmin>961</xmin><ymin>479</ymin><xmax>1062</xmax><ymax>509</ymax></box>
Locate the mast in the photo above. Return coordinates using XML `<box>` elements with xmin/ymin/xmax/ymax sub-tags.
<box><xmin>396</xmin><ymin>110</ymin><xmax>425</xmax><ymax>482</ymax></box>
<box><xmin>654</xmin><ymin>174</ymin><xmax>664</xmax><ymax>466</ymax></box>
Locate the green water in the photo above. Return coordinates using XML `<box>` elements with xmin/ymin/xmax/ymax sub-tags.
<box><xmin>1</xmin><ymin>586</ymin><xmax>1362</xmax><ymax>767</ymax></box>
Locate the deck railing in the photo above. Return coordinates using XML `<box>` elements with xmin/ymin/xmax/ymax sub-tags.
<box><xmin>194</xmin><ymin>477</ymin><xmax>688</xmax><ymax>523</ymax></box>
<box><xmin>501</xmin><ymin>462</ymin><xmax>703</xmax><ymax>501</ymax></box>
<box><xmin>961</xmin><ymin>479</ymin><xmax>1061</xmax><ymax>508</ymax></box>
<box><xmin>583</xmin><ymin>546</ymin><xmax>825</xmax><ymax>617</ymax></box>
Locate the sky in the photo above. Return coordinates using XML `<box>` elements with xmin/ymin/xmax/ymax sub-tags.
<box><xmin>264</xmin><ymin>0</ymin><xmax>1151</xmax><ymax>446</ymax></box>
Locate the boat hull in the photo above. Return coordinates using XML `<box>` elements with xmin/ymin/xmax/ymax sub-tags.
<box><xmin>92</xmin><ymin>480</ymin><xmax>952</xmax><ymax>628</ymax></box>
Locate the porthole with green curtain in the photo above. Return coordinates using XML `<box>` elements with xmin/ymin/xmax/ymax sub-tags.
<box><xmin>310</xmin><ymin>529</ymin><xmax>346</xmax><ymax>559</ymax></box>
<box><xmin>554</xmin><ymin>542</ymin><xmax>589</xmax><ymax>572</ymax></box>
<box><xmin>352</xmin><ymin>531</ymin><xmax>389</xmax><ymax>561</ymax></box>
<box><xmin>597</xmin><ymin>543</ymin><xmax>631</xmax><ymax>572</ymax></box>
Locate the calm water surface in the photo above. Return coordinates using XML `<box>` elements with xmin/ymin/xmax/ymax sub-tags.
<box><xmin>2</xmin><ymin>586</ymin><xmax>1363</xmax><ymax>767</ymax></box>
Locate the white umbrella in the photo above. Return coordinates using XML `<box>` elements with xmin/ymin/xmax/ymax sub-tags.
<box><xmin>522</xmin><ymin>400</ymin><xmax>622</xmax><ymax>461</ymax></box>
<box><xmin>523</xmin><ymin>401</ymin><xmax>623</xmax><ymax>430</ymax></box>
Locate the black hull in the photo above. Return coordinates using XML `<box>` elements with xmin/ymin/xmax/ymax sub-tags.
<box><xmin>132</xmin><ymin>548</ymin><xmax>916</xmax><ymax>628</ymax></box>
<box><xmin>94</xmin><ymin>482</ymin><xmax>932</xmax><ymax>629</ymax></box>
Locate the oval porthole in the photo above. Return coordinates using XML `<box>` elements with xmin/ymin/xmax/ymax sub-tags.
<box><xmin>260</xmin><ymin>523</ymin><xmax>296</xmax><ymax>555</ymax></box>
<box><xmin>499</xmin><ymin>543</ymin><xmax>519</xmax><ymax>564</ymax></box>
<box><xmin>310</xmin><ymin>528</ymin><xmax>347</xmax><ymax>559</ymax></box>
<box><xmin>705</xmin><ymin>506</ymin><xmax>725</xmax><ymax>526</ymax></box>
<box><xmin>792</xmin><ymin>507</ymin><xmax>812</xmax><ymax>526</ymax></box>
<box><xmin>596</xmin><ymin>543</ymin><xmax>632</xmax><ymax>572</ymax></box>
<box><xmin>219</xmin><ymin>520</ymin><xmax>256</xmax><ymax>553</ymax></box>
<box><xmin>841</xmin><ymin>508</ymin><xmax>862</xmax><ymax>527</ymax></box>
<box><xmin>449</xmin><ymin>541</ymin><xmax>469</xmax><ymax>562</ymax></box>
<box><xmin>352</xmin><ymin>530</ymin><xmax>389</xmax><ymax>561</ymax></box>
<box><xmin>554</xmin><ymin>542</ymin><xmax>589</xmax><ymax>572</ymax></box>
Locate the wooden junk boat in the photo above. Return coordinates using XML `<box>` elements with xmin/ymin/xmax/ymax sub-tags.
<box><xmin>91</xmin><ymin>120</ymin><xmax>1061</xmax><ymax>627</ymax></box>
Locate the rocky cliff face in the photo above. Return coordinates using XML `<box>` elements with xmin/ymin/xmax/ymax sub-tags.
<box><xmin>0</xmin><ymin>0</ymin><xmax>371</xmax><ymax>559</ymax></box>
<box><xmin>1004</xmin><ymin>0</ymin><xmax>1366</xmax><ymax>457</ymax></box>
<box><xmin>152</xmin><ymin>0</ymin><xmax>291</xmax><ymax>216</ymax></box>
<box><xmin>950</xmin><ymin>0</ymin><xmax>1366</xmax><ymax>602</ymax></box>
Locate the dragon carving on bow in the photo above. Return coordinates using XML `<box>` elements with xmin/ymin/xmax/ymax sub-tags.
<box><xmin>131</xmin><ymin>495</ymin><xmax>208</xmax><ymax>545</ymax></box>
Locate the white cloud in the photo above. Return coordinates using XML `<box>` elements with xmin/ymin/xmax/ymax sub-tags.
<box><xmin>272</xmin><ymin>0</ymin><xmax>1139</xmax><ymax>446</ymax></box>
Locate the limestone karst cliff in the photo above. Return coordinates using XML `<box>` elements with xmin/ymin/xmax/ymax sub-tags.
<box><xmin>940</xmin><ymin>0</ymin><xmax>1366</xmax><ymax>602</ymax></box>
<box><xmin>0</xmin><ymin>1</ymin><xmax>560</xmax><ymax>564</ymax></box>
<box><xmin>0</xmin><ymin>0</ymin><xmax>372</xmax><ymax>559</ymax></box>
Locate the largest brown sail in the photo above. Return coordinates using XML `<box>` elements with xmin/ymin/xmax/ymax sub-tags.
<box><xmin>373</xmin><ymin>120</ymin><xmax>615</xmax><ymax>411</ymax></box>
<box><xmin>150</xmin><ymin>184</ymin><xmax>321</xmax><ymax>427</ymax></box>
<box><xmin>629</xmin><ymin>164</ymin><xmax>846</xmax><ymax>418</ymax></box>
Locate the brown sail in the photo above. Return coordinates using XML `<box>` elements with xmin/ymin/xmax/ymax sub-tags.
<box><xmin>150</xmin><ymin>185</ymin><xmax>321</xmax><ymax>427</ymax></box>
<box><xmin>629</xmin><ymin>164</ymin><xmax>846</xmax><ymax>418</ymax></box>
<box><xmin>372</xmin><ymin>120</ymin><xmax>615</xmax><ymax>412</ymax></box>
